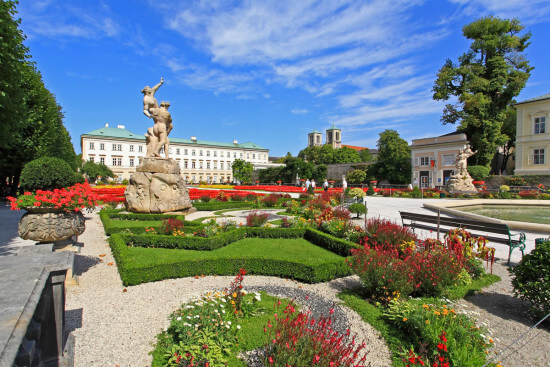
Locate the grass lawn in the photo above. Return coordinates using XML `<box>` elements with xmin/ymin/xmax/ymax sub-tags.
<box><xmin>125</xmin><ymin>238</ymin><xmax>344</xmax><ymax>267</ymax></box>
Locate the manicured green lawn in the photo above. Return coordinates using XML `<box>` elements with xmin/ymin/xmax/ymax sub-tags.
<box><xmin>125</xmin><ymin>238</ymin><xmax>344</xmax><ymax>267</ymax></box>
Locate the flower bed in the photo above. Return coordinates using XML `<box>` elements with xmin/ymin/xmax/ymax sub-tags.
<box><xmin>188</xmin><ymin>188</ymin><xmax>264</xmax><ymax>200</ymax></box>
<box><xmin>91</xmin><ymin>185</ymin><xmax>126</xmax><ymax>204</ymax></box>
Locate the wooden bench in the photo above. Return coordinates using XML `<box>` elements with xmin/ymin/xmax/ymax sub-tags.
<box><xmin>399</xmin><ymin>211</ymin><xmax>526</xmax><ymax>265</ymax></box>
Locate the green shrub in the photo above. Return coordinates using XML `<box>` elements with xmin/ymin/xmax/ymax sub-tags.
<box><xmin>348</xmin><ymin>203</ymin><xmax>367</xmax><ymax>218</ymax></box>
<box><xmin>411</xmin><ymin>186</ymin><xmax>421</xmax><ymax>198</ymax></box>
<box><xmin>366</xmin><ymin>185</ymin><xmax>374</xmax><ymax>196</ymax></box>
<box><xmin>510</xmin><ymin>240</ymin><xmax>550</xmax><ymax>320</ymax></box>
<box><xmin>200</xmin><ymin>195</ymin><xmax>211</xmax><ymax>202</ymax></box>
<box><xmin>20</xmin><ymin>157</ymin><xmax>77</xmax><ymax>191</ymax></box>
<box><xmin>349</xmin><ymin>188</ymin><xmax>366</xmax><ymax>200</ymax></box>
<box><xmin>498</xmin><ymin>191</ymin><xmax>511</xmax><ymax>199</ymax></box>
<box><xmin>193</xmin><ymin>201</ymin><xmax>250</xmax><ymax>211</ymax></box>
<box><xmin>304</xmin><ymin>228</ymin><xmax>360</xmax><ymax>256</ymax></box>
<box><xmin>467</xmin><ymin>165</ymin><xmax>490</xmax><ymax>181</ymax></box>
<box><xmin>74</xmin><ymin>172</ymin><xmax>85</xmax><ymax>184</ymax></box>
<box><xmin>499</xmin><ymin>184</ymin><xmax>510</xmax><ymax>192</ymax></box>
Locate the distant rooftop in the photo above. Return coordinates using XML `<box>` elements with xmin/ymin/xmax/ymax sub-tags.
<box><xmin>342</xmin><ymin>144</ymin><xmax>368</xmax><ymax>152</ymax></box>
<box><xmin>326</xmin><ymin>122</ymin><xmax>340</xmax><ymax>131</ymax></box>
<box><xmin>310</xmin><ymin>129</ymin><xmax>321</xmax><ymax>134</ymax></box>
<box><xmin>82</xmin><ymin>124</ymin><xmax>268</xmax><ymax>150</ymax></box>
<box><xmin>515</xmin><ymin>93</ymin><xmax>550</xmax><ymax>106</ymax></box>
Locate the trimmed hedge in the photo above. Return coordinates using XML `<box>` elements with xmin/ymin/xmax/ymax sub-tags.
<box><xmin>99</xmin><ymin>210</ymin><xmax>201</xmax><ymax>236</ymax></box>
<box><xmin>109</xmin><ymin>235</ymin><xmax>351</xmax><ymax>285</ymax></box>
<box><xmin>304</xmin><ymin>228</ymin><xmax>361</xmax><ymax>256</ymax></box>
<box><xmin>193</xmin><ymin>201</ymin><xmax>252</xmax><ymax>211</ymax></box>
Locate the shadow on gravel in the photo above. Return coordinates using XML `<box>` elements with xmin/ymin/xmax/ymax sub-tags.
<box><xmin>73</xmin><ymin>253</ymin><xmax>102</xmax><ymax>277</ymax></box>
<box><xmin>64</xmin><ymin>308</ymin><xmax>83</xmax><ymax>345</ymax></box>
<box><xmin>466</xmin><ymin>292</ymin><xmax>536</xmax><ymax>327</ymax></box>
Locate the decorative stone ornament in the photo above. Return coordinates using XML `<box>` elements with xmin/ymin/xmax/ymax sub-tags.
<box><xmin>18</xmin><ymin>208</ymin><xmax>85</xmax><ymax>243</ymax></box>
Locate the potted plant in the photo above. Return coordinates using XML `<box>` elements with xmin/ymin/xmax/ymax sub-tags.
<box><xmin>8</xmin><ymin>183</ymin><xmax>98</xmax><ymax>243</ymax></box>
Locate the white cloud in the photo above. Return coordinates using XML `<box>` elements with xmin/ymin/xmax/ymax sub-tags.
<box><xmin>449</xmin><ymin>0</ymin><xmax>550</xmax><ymax>25</ymax></box>
<box><xmin>291</xmin><ymin>108</ymin><xmax>309</xmax><ymax>115</ymax></box>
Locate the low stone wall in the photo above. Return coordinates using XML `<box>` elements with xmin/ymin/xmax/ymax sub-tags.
<box><xmin>326</xmin><ymin>162</ymin><xmax>372</xmax><ymax>181</ymax></box>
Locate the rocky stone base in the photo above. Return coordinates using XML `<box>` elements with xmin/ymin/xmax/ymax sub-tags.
<box><xmin>125</xmin><ymin>158</ymin><xmax>192</xmax><ymax>213</ymax></box>
<box><xmin>445</xmin><ymin>174</ymin><xmax>478</xmax><ymax>193</ymax></box>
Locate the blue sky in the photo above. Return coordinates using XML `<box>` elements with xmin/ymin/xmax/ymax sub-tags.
<box><xmin>16</xmin><ymin>0</ymin><xmax>550</xmax><ymax>157</ymax></box>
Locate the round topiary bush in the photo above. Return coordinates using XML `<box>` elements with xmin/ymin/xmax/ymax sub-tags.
<box><xmin>467</xmin><ymin>165</ymin><xmax>490</xmax><ymax>181</ymax></box>
<box><xmin>348</xmin><ymin>203</ymin><xmax>367</xmax><ymax>218</ymax></box>
<box><xmin>20</xmin><ymin>157</ymin><xmax>77</xmax><ymax>191</ymax></box>
<box><xmin>510</xmin><ymin>240</ymin><xmax>550</xmax><ymax>320</ymax></box>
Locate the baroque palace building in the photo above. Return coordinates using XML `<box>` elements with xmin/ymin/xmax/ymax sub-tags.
<box><xmin>81</xmin><ymin>124</ymin><xmax>275</xmax><ymax>183</ymax></box>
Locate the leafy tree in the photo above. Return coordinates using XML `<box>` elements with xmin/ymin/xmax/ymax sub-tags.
<box><xmin>20</xmin><ymin>157</ymin><xmax>77</xmax><ymax>191</ymax></box>
<box><xmin>312</xmin><ymin>164</ymin><xmax>327</xmax><ymax>183</ymax></box>
<box><xmin>319</xmin><ymin>145</ymin><xmax>335</xmax><ymax>164</ymax></box>
<box><xmin>232</xmin><ymin>159</ymin><xmax>253</xmax><ymax>183</ymax></box>
<box><xmin>297</xmin><ymin>146</ymin><xmax>322</xmax><ymax>164</ymax></box>
<box><xmin>433</xmin><ymin>16</ymin><xmax>532</xmax><ymax>167</ymax></box>
<box><xmin>372</xmin><ymin>129</ymin><xmax>411</xmax><ymax>184</ymax></box>
<box><xmin>346</xmin><ymin>169</ymin><xmax>366</xmax><ymax>184</ymax></box>
<box><xmin>81</xmin><ymin>160</ymin><xmax>114</xmax><ymax>181</ymax></box>
<box><xmin>333</xmin><ymin>146</ymin><xmax>361</xmax><ymax>163</ymax></box>
<box><xmin>359</xmin><ymin>149</ymin><xmax>373</xmax><ymax>162</ymax></box>
<box><xmin>499</xmin><ymin>104</ymin><xmax>516</xmax><ymax>174</ymax></box>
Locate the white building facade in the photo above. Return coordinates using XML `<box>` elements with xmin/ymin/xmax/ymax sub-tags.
<box><xmin>81</xmin><ymin>124</ymin><xmax>274</xmax><ymax>183</ymax></box>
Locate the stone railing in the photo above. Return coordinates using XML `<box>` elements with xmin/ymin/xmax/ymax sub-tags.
<box><xmin>0</xmin><ymin>244</ymin><xmax>74</xmax><ymax>366</ymax></box>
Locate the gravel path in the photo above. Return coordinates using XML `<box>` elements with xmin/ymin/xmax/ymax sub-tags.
<box><xmin>65</xmin><ymin>212</ymin><xmax>391</xmax><ymax>366</ymax></box>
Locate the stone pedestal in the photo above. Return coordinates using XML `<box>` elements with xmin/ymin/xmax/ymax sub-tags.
<box><xmin>445</xmin><ymin>174</ymin><xmax>478</xmax><ymax>193</ymax></box>
<box><xmin>125</xmin><ymin>158</ymin><xmax>192</xmax><ymax>213</ymax></box>
<box><xmin>18</xmin><ymin>210</ymin><xmax>85</xmax><ymax>243</ymax></box>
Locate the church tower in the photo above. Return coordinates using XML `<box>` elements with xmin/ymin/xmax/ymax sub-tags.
<box><xmin>308</xmin><ymin>129</ymin><xmax>323</xmax><ymax>147</ymax></box>
<box><xmin>326</xmin><ymin>123</ymin><xmax>342</xmax><ymax>149</ymax></box>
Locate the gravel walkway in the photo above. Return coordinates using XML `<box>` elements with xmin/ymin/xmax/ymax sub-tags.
<box><xmin>65</xmin><ymin>212</ymin><xmax>391</xmax><ymax>366</ymax></box>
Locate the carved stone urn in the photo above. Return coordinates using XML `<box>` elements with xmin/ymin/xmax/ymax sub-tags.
<box><xmin>18</xmin><ymin>208</ymin><xmax>86</xmax><ymax>243</ymax></box>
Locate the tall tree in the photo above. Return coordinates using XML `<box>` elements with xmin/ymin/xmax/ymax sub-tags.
<box><xmin>359</xmin><ymin>149</ymin><xmax>373</xmax><ymax>162</ymax></box>
<box><xmin>231</xmin><ymin>159</ymin><xmax>253</xmax><ymax>183</ymax></box>
<box><xmin>433</xmin><ymin>16</ymin><xmax>532</xmax><ymax>167</ymax></box>
<box><xmin>499</xmin><ymin>104</ymin><xmax>516</xmax><ymax>174</ymax></box>
<box><xmin>372</xmin><ymin>129</ymin><xmax>411</xmax><ymax>184</ymax></box>
<box><xmin>333</xmin><ymin>146</ymin><xmax>361</xmax><ymax>163</ymax></box>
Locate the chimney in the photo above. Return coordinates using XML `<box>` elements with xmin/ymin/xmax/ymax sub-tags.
<box><xmin>117</xmin><ymin>124</ymin><xmax>125</xmax><ymax>129</ymax></box>
<box><xmin>191</xmin><ymin>136</ymin><xmax>197</xmax><ymax>142</ymax></box>
<box><xmin>105</xmin><ymin>123</ymin><xmax>109</xmax><ymax>127</ymax></box>
<box><xmin>233</xmin><ymin>139</ymin><xmax>238</xmax><ymax>145</ymax></box>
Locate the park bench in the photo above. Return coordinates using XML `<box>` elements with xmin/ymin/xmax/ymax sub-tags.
<box><xmin>399</xmin><ymin>211</ymin><xmax>526</xmax><ymax>265</ymax></box>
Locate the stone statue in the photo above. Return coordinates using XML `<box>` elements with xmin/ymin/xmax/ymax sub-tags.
<box><xmin>454</xmin><ymin>144</ymin><xmax>477</xmax><ymax>176</ymax></box>
<box><xmin>445</xmin><ymin>144</ymin><xmax>478</xmax><ymax>193</ymax></box>
<box><xmin>141</xmin><ymin>78</ymin><xmax>164</xmax><ymax>118</ymax></box>
<box><xmin>141</xmin><ymin>78</ymin><xmax>172</xmax><ymax>159</ymax></box>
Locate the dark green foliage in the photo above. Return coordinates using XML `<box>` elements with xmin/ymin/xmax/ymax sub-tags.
<box><xmin>346</xmin><ymin>169</ymin><xmax>366</xmax><ymax>184</ymax></box>
<box><xmin>81</xmin><ymin>160</ymin><xmax>114</xmax><ymax>181</ymax></box>
<box><xmin>433</xmin><ymin>16</ymin><xmax>532</xmax><ymax>167</ymax></box>
<box><xmin>467</xmin><ymin>165</ymin><xmax>490</xmax><ymax>181</ymax></box>
<box><xmin>359</xmin><ymin>149</ymin><xmax>373</xmax><ymax>162</ymax></box>
<box><xmin>20</xmin><ymin>157</ymin><xmax>77</xmax><ymax>191</ymax></box>
<box><xmin>304</xmin><ymin>228</ymin><xmax>360</xmax><ymax>256</ymax></box>
<box><xmin>510</xmin><ymin>240</ymin><xmax>550</xmax><ymax>319</ymax></box>
<box><xmin>367</xmin><ymin>185</ymin><xmax>375</xmax><ymax>196</ymax></box>
<box><xmin>371</xmin><ymin>130</ymin><xmax>411</xmax><ymax>184</ymax></box>
<box><xmin>412</xmin><ymin>186</ymin><xmax>422</xmax><ymax>198</ymax></box>
<box><xmin>348</xmin><ymin>203</ymin><xmax>367</xmax><ymax>218</ymax></box>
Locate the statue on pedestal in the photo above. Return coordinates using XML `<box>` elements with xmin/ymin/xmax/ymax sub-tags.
<box><xmin>124</xmin><ymin>78</ymin><xmax>193</xmax><ymax>213</ymax></box>
<box><xmin>445</xmin><ymin>144</ymin><xmax>479</xmax><ymax>193</ymax></box>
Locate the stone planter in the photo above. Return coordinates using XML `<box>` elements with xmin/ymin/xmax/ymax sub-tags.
<box><xmin>18</xmin><ymin>208</ymin><xmax>85</xmax><ymax>243</ymax></box>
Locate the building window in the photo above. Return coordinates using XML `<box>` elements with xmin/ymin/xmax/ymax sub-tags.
<box><xmin>184</xmin><ymin>160</ymin><xmax>188</xmax><ymax>169</ymax></box>
<box><xmin>184</xmin><ymin>149</ymin><xmax>188</xmax><ymax>155</ymax></box>
<box><xmin>199</xmin><ymin>162</ymin><xmax>203</xmax><ymax>169</ymax></box>
<box><xmin>129</xmin><ymin>145</ymin><xmax>134</xmax><ymax>152</ymax></box>
<box><xmin>220</xmin><ymin>162</ymin><xmax>224</xmax><ymax>170</ymax></box>
<box><xmin>176</xmin><ymin>148</ymin><xmax>180</xmax><ymax>155</ymax></box>
<box><xmin>207</xmin><ymin>161</ymin><xmax>211</xmax><ymax>169</ymax></box>
<box><xmin>139</xmin><ymin>145</ymin><xmax>143</xmax><ymax>153</ymax></box>
<box><xmin>534</xmin><ymin>149</ymin><xmax>545</xmax><ymax>165</ymax></box>
<box><xmin>129</xmin><ymin>158</ymin><xmax>134</xmax><ymax>166</ymax></box>
<box><xmin>228</xmin><ymin>161</ymin><xmax>231</xmax><ymax>169</ymax></box>
<box><xmin>213</xmin><ymin>151</ymin><xmax>217</xmax><ymax>157</ymax></box>
<box><xmin>89</xmin><ymin>156</ymin><xmax>95</xmax><ymax>162</ymax></box>
<box><xmin>206</xmin><ymin>150</ymin><xmax>210</xmax><ymax>156</ymax></box>
<box><xmin>240</xmin><ymin>153</ymin><xmax>243</xmax><ymax>158</ymax></box>
<box><xmin>112</xmin><ymin>157</ymin><xmax>122</xmax><ymax>166</ymax></box>
<box><xmin>192</xmin><ymin>150</ymin><xmax>196</xmax><ymax>156</ymax></box>
<box><xmin>89</xmin><ymin>142</ymin><xmax>95</xmax><ymax>150</ymax></box>
<box><xmin>100</xmin><ymin>143</ymin><xmax>105</xmax><ymax>150</ymax></box>
<box><xmin>213</xmin><ymin>163</ymin><xmax>217</xmax><ymax>170</ymax></box>
<box><xmin>233</xmin><ymin>152</ymin><xmax>236</xmax><ymax>158</ymax></box>
<box><xmin>100</xmin><ymin>157</ymin><xmax>105</xmax><ymax>165</ymax></box>
<box><xmin>220</xmin><ymin>151</ymin><xmax>224</xmax><ymax>157</ymax></box>
<box><xmin>192</xmin><ymin>161</ymin><xmax>196</xmax><ymax>169</ymax></box>
<box><xmin>112</xmin><ymin>144</ymin><xmax>117</xmax><ymax>151</ymax></box>
<box><xmin>199</xmin><ymin>150</ymin><xmax>203</xmax><ymax>156</ymax></box>
<box><xmin>420</xmin><ymin>156</ymin><xmax>430</xmax><ymax>166</ymax></box>
<box><xmin>442</xmin><ymin>154</ymin><xmax>455</xmax><ymax>166</ymax></box>
<box><xmin>534</xmin><ymin>117</ymin><xmax>546</xmax><ymax>134</ymax></box>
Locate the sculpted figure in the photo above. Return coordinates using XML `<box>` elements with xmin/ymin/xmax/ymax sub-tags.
<box><xmin>141</xmin><ymin>78</ymin><xmax>164</xmax><ymax>118</ymax></box>
<box><xmin>455</xmin><ymin>144</ymin><xmax>477</xmax><ymax>176</ymax></box>
<box><xmin>147</xmin><ymin>101</ymin><xmax>172</xmax><ymax>159</ymax></box>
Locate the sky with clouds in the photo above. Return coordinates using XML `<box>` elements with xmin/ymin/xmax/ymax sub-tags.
<box><xmin>15</xmin><ymin>0</ymin><xmax>550</xmax><ymax>157</ymax></box>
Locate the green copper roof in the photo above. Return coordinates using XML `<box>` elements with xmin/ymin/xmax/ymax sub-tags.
<box><xmin>82</xmin><ymin>126</ymin><xmax>268</xmax><ymax>150</ymax></box>
<box><xmin>310</xmin><ymin>129</ymin><xmax>321</xmax><ymax>134</ymax></box>
<box><xmin>515</xmin><ymin>93</ymin><xmax>550</xmax><ymax>105</ymax></box>
<box><xmin>326</xmin><ymin>122</ymin><xmax>340</xmax><ymax>131</ymax></box>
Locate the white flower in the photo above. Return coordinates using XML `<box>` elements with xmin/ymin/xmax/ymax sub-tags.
<box><xmin>187</xmin><ymin>316</ymin><xmax>192</xmax><ymax>319</ymax></box>
<box><xmin>194</xmin><ymin>315</ymin><xmax>200</xmax><ymax>318</ymax></box>
<box><xmin>227</xmin><ymin>321</ymin><xmax>231</xmax><ymax>325</ymax></box>
<box><xmin>241</xmin><ymin>290</ymin><xmax>247</xmax><ymax>295</ymax></box>
<box><xmin>221</xmin><ymin>298</ymin><xmax>226</xmax><ymax>303</ymax></box>
<box><xmin>237</xmin><ymin>325</ymin><xmax>241</xmax><ymax>329</ymax></box>
<box><xmin>225</xmin><ymin>325</ymin><xmax>230</xmax><ymax>329</ymax></box>
<box><xmin>222</xmin><ymin>310</ymin><xmax>226</xmax><ymax>314</ymax></box>
<box><xmin>176</xmin><ymin>316</ymin><xmax>182</xmax><ymax>321</ymax></box>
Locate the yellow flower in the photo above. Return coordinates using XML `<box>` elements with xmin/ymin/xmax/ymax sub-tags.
<box><xmin>433</xmin><ymin>311</ymin><xmax>441</xmax><ymax>316</ymax></box>
<box><xmin>231</xmin><ymin>300</ymin><xmax>235</xmax><ymax>305</ymax></box>
<box><xmin>422</xmin><ymin>305</ymin><xmax>429</xmax><ymax>309</ymax></box>
<box><xmin>232</xmin><ymin>292</ymin><xmax>237</xmax><ymax>298</ymax></box>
